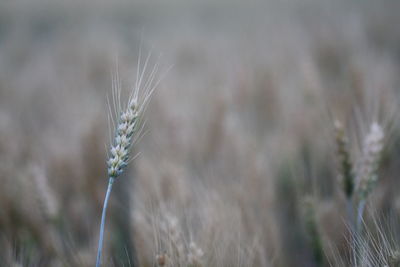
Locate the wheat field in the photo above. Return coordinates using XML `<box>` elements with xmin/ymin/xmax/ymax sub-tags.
<box><xmin>1</xmin><ymin>0</ymin><xmax>400</xmax><ymax>266</ymax></box>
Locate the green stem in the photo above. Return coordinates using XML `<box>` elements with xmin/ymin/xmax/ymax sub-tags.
<box><xmin>346</xmin><ymin>198</ymin><xmax>355</xmax><ymax>233</ymax></box>
<box><xmin>356</xmin><ymin>199</ymin><xmax>366</xmax><ymax>235</ymax></box>
<box><xmin>96</xmin><ymin>177</ymin><xmax>115</xmax><ymax>267</ymax></box>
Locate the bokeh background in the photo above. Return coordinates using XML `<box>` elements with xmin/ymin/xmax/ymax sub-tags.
<box><xmin>1</xmin><ymin>0</ymin><xmax>400</xmax><ymax>266</ymax></box>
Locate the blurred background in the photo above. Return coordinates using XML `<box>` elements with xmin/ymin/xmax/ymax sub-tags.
<box><xmin>1</xmin><ymin>0</ymin><xmax>400</xmax><ymax>266</ymax></box>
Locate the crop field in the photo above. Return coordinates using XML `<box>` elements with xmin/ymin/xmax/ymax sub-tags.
<box><xmin>0</xmin><ymin>0</ymin><xmax>400</xmax><ymax>266</ymax></box>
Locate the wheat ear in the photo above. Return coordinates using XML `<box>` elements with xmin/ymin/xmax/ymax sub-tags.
<box><xmin>334</xmin><ymin>120</ymin><xmax>356</xmax><ymax>231</ymax></box>
<box><xmin>96</xmin><ymin>54</ymin><xmax>158</xmax><ymax>267</ymax></box>
<box><xmin>355</xmin><ymin>122</ymin><xmax>384</xmax><ymax>234</ymax></box>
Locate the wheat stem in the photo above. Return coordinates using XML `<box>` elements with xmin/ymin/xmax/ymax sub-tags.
<box><xmin>356</xmin><ymin>199</ymin><xmax>366</xmax><ymax>236</ymax></box>
<box><xmin>96</xmin><ymin>177</ymin><xmax>115</xmax><ymax>267</ymax></box>
<box><xmin>346</xmin><ymin>198</ymin><xmax>355</xmax><ymax>234</ymax></box>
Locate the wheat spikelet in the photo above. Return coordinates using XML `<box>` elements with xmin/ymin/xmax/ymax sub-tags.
<box><xmin>333</xmin><ymin>119</ymin><xmax>358</xmax><ymax>234</ymax></box>
<box><xmin>302</xmin><ymin>196</ymin><xmax>324</xmax><ymax>266</ymax></box>
<box><xmin>156</xmin><ymin>252</ymin><xmax>168</xmax><ymax>266</ymax></box>
<box><xmin>31</xmin><ymin>164</ymin><xmax>59</xmax><ymax>222</ymax></box>
<box><xmin>155</xmin><ymin>212</ymin><xmax>205</xmax><ymax>267</ymax></box>
<box><xmin>334</xmin><ymin>120</ymin><xmax>355</xmax><ymax>199</ymax></box>
<box><xmin>356</xmin><ymin>122</ymin><xmax>384</xmax><ymax>200</ymax></box>
<box><xmin>163</xmin><ymin>214</ymin><xmax>185</xmax><ymax>266</ymax></box>
<box><xmin>355</xmin><ymin>122</ymin><xmax>384</xmax><ymax>238</ymax></box>
<box><xmin>187</xmin><ymin>241</ymin><xmax>204</xmax><ymax>267</ymax></box>
<box><xmin>107</xmin><ymin>60</ymin><xmax>156</xmax><ymax>180</ymax></box>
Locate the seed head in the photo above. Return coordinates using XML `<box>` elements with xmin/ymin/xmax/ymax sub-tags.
<box><xmin>107</xmin><ymin>54</ymin><xmax>159</xmax><ymax>179</ymax></box>
<box><xmin>107</xmin><ymin>107</ymin><xmax>138</xmax><ymax>178</ymax></box>
<box><xmin>357</xmin><ymin>122</ymin><xmax>384</xmax><ymax>199</ymax></box>
<box><xmin>334</xmin><ymin>120</ymin><xmax>355</xmax><ymax>199</ymax></box>
<box><xmin>156</xmin><ymin>252</ymin><xmax>168</xmax><ymax>266</ymax></box>
<box><xmin>187</xmin><ymin>241</ymin><xmax>204</xmax><ymax>266</ymax></box>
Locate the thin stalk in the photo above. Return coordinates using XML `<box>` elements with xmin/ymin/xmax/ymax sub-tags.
<box><xmin>96</xmin><ymin>177</ymin><xmax>115</xmax><ymax>267</ymax></box>
<box><xmin>346</xmin><ymin>198</ymin><xmax>354</xmax><ymax>233</ymax></box>
<box><xmin>353</xmin><ymin>199</ymin><xmax>366</xmax><ymax>267</ymax></box>
<box><xmin>346</xmin><ymin>198</ymin><xmax>357</xmax><ymax>266</ymax></box>
<box><xmin>356</xmin><ymin>199</ymin><xmax>366</xmax><ymax>236</ymax></box>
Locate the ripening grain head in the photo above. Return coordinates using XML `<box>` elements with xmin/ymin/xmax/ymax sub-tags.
<box><xmin>334</xmin><ymin>119</ymin><xmax>355</xmax><ymax>199</ymax></box>
<box><xmin>356</xmin><ymin>122</ymin><xmax>384</xmax><ymax>200</ymax></box>
<box><xmin>107</xmin><ymin>53</ymin><xmax>160</xmax><ymax>179</ymax></box>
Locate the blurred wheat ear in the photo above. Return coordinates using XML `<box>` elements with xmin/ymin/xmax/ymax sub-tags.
<box><xmin>334</xmin><ymin>120</ymin><xmax>355</xmax><ymax>230</ymax></box>
<box><xmin>96</xmin><ymin>52</ymin><xmax>160</xmax><ymax>267</ymax></box>
<box><xmin>355</xmin><ymin>122</ymin><xmax>384</xmax><ymax>235</ymax></box>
